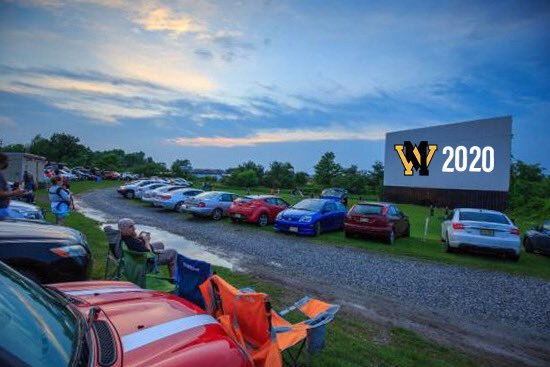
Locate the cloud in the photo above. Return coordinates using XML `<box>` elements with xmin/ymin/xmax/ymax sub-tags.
<box><xmin>194</xmin><ymin>48</ymin><xmax>214</xmax><ymax>59</ymax></box>
<box><xmin>0</xmin><ymin>116</ymin><xmax>15</xmax><ymax>128</ymax></box>
<box><xmin>134</xmin><ymin>6</ymin><xmax>204</xmax><ymax>37</ymax></box>
<box><xmin>168</xmin><ymin>126</ymin><xmax>387</xmax><ymax>147</ymax></box>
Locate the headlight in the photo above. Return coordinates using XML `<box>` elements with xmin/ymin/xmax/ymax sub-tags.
<box><xmin>276</xmin><ymin>212</ymin><xmax>284</xmax><ymax>220</ymax></box>
<box><xmin>50</xmin><ymin>245</ymin><xmax>87</xmax><ymax>258</ymax></box>
<box><xmin>299</xmin><ymin>215</ymin><xmax>312</xmax><ymax>222</ymax></box>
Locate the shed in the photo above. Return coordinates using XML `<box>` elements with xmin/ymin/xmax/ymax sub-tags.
<box><xmin>3</xmin><ymin>152</ymin><xmax>47</xmax><ymax>186</ymax></box>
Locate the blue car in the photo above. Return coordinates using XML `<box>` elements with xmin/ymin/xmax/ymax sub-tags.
<box><xmin>321</xmin><ymin>188</ymin><xmax>348</xmax><ymax>206</ymax></box>
<box><xmin>274</xmin><ymin>198</ymin><xmax>347</xmax><ymax>236</ymax></box>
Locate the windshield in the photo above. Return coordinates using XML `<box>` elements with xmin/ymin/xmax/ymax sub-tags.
<box><xmin>292</xmin><ymin>199</ymin><xmax>325</xmax><ymax>212</ymax></box>
<box><xmin>459</xmin><ymin>211</ymin><xmax>510</xmax><ymax>224</ymax></box>
<box><xmin>321</xmin><ymin>188</ymin><xmax>346</xmax><ymax>197</ymax></box>
<box><xmin>0</xmin><ymin>263</ymin><xmax>79</xmax><ymax>367</ymax></box>
<box><xmin>352</xmin><ymin>204</ymin><xmax>383</xmax><ymax>215</ymax></box>
<box><xmin>196</xmin><ymin>192</ymin><xmax>219</xmax><ymax>199</ymax></box>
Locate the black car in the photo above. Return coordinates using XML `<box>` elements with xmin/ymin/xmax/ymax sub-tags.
<box><xmin>524</xmin><ymin>220</ymin><xmax>550</xmax><ymax>255</ymax></box>
<box><xmin>0</xmin><ymin>220</ymin><xmax>92</xmax><ymax>283</ymax></box>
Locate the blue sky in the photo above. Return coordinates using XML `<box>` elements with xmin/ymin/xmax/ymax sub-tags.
<box><xmin>0</xmin><ymin>0</ymin><xmax>548</xmax><ymax>172</ymax></box>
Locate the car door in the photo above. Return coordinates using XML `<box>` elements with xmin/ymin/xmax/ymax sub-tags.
<box><xmin>275</xmin><ymin>198</ymin><xmax>290</xmax><ymax>215</ymax></box>
<box><xmin>323</xmin><ymin>202</ymin><xmax>338</xmax><ymax>230</ymax></box>
<box><xmin>386</xmin><ymin>206</ymin><xmax>400</xmax><ymax>232</ymax></box>
<box><xmin>442</xmin><ymin>210</ymin><xmax>454</xmax><ymax>239</ymax></box>
<box><xmin>265</xmin><ymin>198</ymin><xmax>280</xmax><ymax>220</ymax></box>
<box><xmin>219</xmin><ymin>193</ymin><xmax>234</xmax><ymax>214</ymax></box>
<box><xmin>393</xmin><ymin>205</ymin><xmax>407</xmax><ymax>235</ymax></box>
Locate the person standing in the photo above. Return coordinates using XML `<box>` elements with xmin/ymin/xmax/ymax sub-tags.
<box><xmin>0</xmin><ymin>153</ymin><xmax>25</xmax><ymax>219</ymax></box>
<box><xmin>22</xmin><ymin>170</ymin><xmax>35</xmax><ymax>203</ymax></box>
<box><xmin>48</xmin><ymin>176</ymin><xmax>73</xmax><ymax>225</ymax></box>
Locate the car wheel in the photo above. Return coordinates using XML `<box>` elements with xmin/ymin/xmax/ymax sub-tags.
<box><xmin>231</xmin><ymin>217</ymin><xmax>239</xmax><ymax>224</ymax></box>
<box><xmin>314</xmin><ymin>222</ymin><xmax>321</xmax><ymax>237</ymax></box>
<box><xmin>174</xmin><ymin>201</ymin><xmax>184</xmax><ymax>212</ymax></box>
<box><xmin>404</xmin><ymin>224</ymin><xmax>410</xmax><ymax>238</ymax></box>
<box><xmin>387</xmin><ymin>229</ymin><xmax>395</xmax><ymax>245</ymax></box>
<box><xmin>344</xmin><ymin>230</ymin><xmax>352</xmax><ymax>238</ymax></box>
<box><xmin>524</xmin><ymin>238</ymin><xmax>534</xmax><ymax>253</ymax></box>
<box><xmin>212</xmin><ymin>208</ymin><xmax>223</xmax><ymax>221</ymax></box>
<box><xmin>445</xmin><ymin>233</ymin><xmax>454</xmax><ymax>253</ymax></box>
<box><xmin>125</xmin><ymin>190</ymin><xmax>135</xmax><ymax>199</ymax></box>
<box><xmin>257</xmin><ymin>213</ymin><xmax>269</xmax><ymax>227</ymax></box>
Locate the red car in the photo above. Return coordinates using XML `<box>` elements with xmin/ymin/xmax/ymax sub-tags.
<box><xmin>0</xmin><ymin>261</ymin><xmax>252</xmax><ymax>367</ymax></box>
<box><xmin>344</xmin><ymin>202</ymin><xmax>410</xmax><ymax>245</ymax></box>
<box><xmin>229</xmin><ymin>195</ymin><xmax>290</xmax><ymax>226</ymax></box>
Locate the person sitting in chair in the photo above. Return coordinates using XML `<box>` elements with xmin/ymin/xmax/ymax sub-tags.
<box><xmin>118</xmin><ymin>218</ymin><xmax>177</xmax><ymax>281</ymax></box>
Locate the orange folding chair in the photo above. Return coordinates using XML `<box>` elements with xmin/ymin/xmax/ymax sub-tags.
<box><xmin>200</xmin><ymin>275</ymin><xmax>339</xmax><ymax>367</ymax></box>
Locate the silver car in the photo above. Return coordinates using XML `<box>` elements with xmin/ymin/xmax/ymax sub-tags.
<box><xmin>441</xmin><ymin>208</ymin><xmax>520</xmax><ymax>260</ymax></box>
<box><xmin>142</xmin><ymin>185</ymin><xmax>187</xmax><ymax>205</ymax></box>
<box><xmin>153</xmin><ymin>188</ymin><xmax>204</xmax><ymax>211</ymax></box>
<box><xmin>181</xmin><ymin>191</ymin><xmax>239</xmax><ymax>220</ymax></box>
<box><xmin>7</xmin><ymin>201</ymin><xmax>46</xmax><ymax>222</ymax></box>
<box><xmin>135</xmin><ymin>183</ymin><xmax>169</xmax><ymax>199</ymax></box>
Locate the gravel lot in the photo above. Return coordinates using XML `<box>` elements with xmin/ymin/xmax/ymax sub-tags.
<box><xmin>81</xmin><ymin>188</ymin><xmax>550</xmax><ymax>366</ymax></box>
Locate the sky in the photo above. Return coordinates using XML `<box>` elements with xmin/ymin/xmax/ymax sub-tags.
<box><xmin>0</xmin><ymin>0</ymin><xmax>549</xmax><ymax>172</ymax></box>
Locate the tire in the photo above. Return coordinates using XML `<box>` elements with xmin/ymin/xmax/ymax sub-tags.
<box><xmin>524</xmin><ymin>238</ymin><xmax>534</xmax><ymax>253</ymax></box>
<box><xmin>387</xmin><ymin>229</ymin><xmax>395</xmax><ymax>245</ymax></box>
<box><xmin>231</xmin><ymin>218</ymin><xmax>239</xmax><ymax>224</ymax></box>
<box><xmin>125</xmin><ymin>190</ymin><xmax>135</xmax><ymax>199</ymax></box>
<box><xmin>257</xmin><ymin>213</ymin><xmax>269</xmax><ymax>227</ymax></box>
<box><xmin>174</xmin><ymin>201</ymin><xmax>184</xmax><ymax>212</ymax></box>
<box><xmin>445</xmin><ymin>233</ymin><xmax>454</xmax><ymax>253</ymax></box>
<box><xmin>404</xmin><ymin>224</ymin><xmax>410</xmax><ymax>238</ymax></box>
<box><xmin>344</xmin><ymin>230</ymin><xmax>352</xmax><ymax>238</ymax></box>
<box><xmin>313</xmin><ymin>222</ymin><xmax>321</xmax><ymax>237</ymax></box>
<box><xmin>212</xmin><ymin>208</ymin><xmax>223</xmax><ymax>221</ymax></box>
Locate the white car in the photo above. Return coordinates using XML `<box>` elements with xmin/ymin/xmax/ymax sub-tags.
<box><xmin>7</xmin><ymin>201</ymin><xmax>46</xmax><ymax>221</ymax></box>
<box><xmin>135</xmin><ymin>183</ymin><xmax>169</xmax><ymax>199</ymax></box>
<box><xmin>58</xmin><ymin>169</ymin><xmax>78</xmax><ymax>181</ymax></box>
<box><xmin>441</xmin><ymin>208</ymin><xmax>520</xmax><ymax>260</ymax></box>
<box><xmin>142</xmin><ymin>185</ymin><xmax>187</xmax><ymax>204</ymax></box>
<box><xmin>117</xmin><ymin>180</ymin><xmax>164</xmax><ymax>199</ymax></box>
<box><xmin>153</xmin><ymin>188</ymin><xmax>204</xmax><ymax>211</ymax></box>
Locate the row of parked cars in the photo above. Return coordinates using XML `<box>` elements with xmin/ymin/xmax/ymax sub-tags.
<box><xmin>117</xmin><ymin>180</ymin><xmax>550</xmax><ymax>260</ymax></box>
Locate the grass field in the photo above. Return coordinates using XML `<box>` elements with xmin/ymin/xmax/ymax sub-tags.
<box><xmin>33</xmin><ymin>180</ymin><xmax>480</xmax><ymax>367</ymax></box>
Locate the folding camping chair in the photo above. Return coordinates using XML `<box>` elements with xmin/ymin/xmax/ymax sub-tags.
<box><xmin>103</xmin><ymin>226</ymin><xmax>123</xmax><ymax>280</ymax></box>
<box><xmin>121</xmin><ymin>244</ymin><xmax>176</xmax><ymax>293</ymax></box>
<box><xmin>200</xmin><ymin>275</ymin><xmax>339</xmax><ymax>367</ymax></box>
<box><xmin>174</xmin><ymin>254</ymin><xmax>212</xmax><ymax>309</ymax></box>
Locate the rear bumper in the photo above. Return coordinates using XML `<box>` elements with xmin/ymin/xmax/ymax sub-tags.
<box><xmin>344</xmin><ymin>222</ymin><xmax>391</xmax><ymax>237</ymax></box>
<box><xmin>449</xmin><ymin>232</ymin><xmax>520</xmax><ymax>255</ymax></box>
<box><xmin>274</xmin><ymin>220</ymin><xmax>315</xmax><ymax>236</ymax></box>
<box><xmin>141</xmin><ymin>196</ymin><xmax>155</xmax><ymax>203</ymax></box>
<box><xmin>186</xmin><ymin>207</ymin><xmax>214</xmax><ymax>216</ymax></box>
<box><xmin>229</xmin><ymin>210</ymin><xmax>256</xmax><ymax>223</ymax></box>
<box><xmin>158</xmin><ymin>200</ymin><xmax>176</xmax><ymax>210</ymax></box>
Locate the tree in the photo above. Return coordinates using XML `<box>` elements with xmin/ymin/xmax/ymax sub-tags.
<box><xmin>314</xmin><ymin>152</ymin><xmax>342</xmax><ymax>185</ymax></box>
<box><xmin>331</xmin><ymin>165</ymin><xmax>368</xmax><ymax>194</ymax></box>
<box><xmin>294</xmin><ymin>171</ymin><xmax>309</xmax><ymax>187</ymax></box>
<box><xmin>225</xmin><ymin>161</ymin><xmax>264</xmax><ymax>187</ymax></box>
<box><xmin>97</xmin><ymin>153</ymin><xmax>121</xmax><ymax>171</ymax></box>
<box><xmin>1</xmin><ymin>143</ymin><xmax>26</xmax><ymax>152</ymax></box>
<box><xmin>233</xmin><ymin>169</ymin><xmax>260</xmax><ymax>187</ymax></box>
<box><xmin>171</xmin><ymin>159</ymin><xmax>193</xmax><ymax>178</ymax></box>
<box><xmin>264</xmin><ymin>161</ymin><xmax>295</xmax><ymax>188</ymax></box>
<box><xmin>366</xmin><ymin>161</ymin><xmax>384</xmax><ymax>196</ymax></box>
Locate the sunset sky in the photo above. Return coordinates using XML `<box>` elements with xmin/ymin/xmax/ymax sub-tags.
<box><xmin>1</xmin><ymin>0</ymin><xmax>548</xmax><ymax>171</ymax></box>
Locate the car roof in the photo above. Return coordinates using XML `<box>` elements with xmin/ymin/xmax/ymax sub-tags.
<box><xmin>246</xmin><ymin>195</ymin><xmax>277</xmax><ymax>199</ymax></box>
<box><xmin>455</xmin><ymin>208</ymin><xmax>505</xmax><ymax>215</ymax></box>
<box><xmin>356</xmin><ymin>201</ymin><xmax>393</xmax><ymax>206</ymax></box>
<box><xmin>8</xmin><ymin>201</ymin><xmax>41</xmax><ymax>211</ymax></box>
<box><xmin>0</xmin><ymin>220</ymin><xmax>82</xmax><ymax>244</ymax></box>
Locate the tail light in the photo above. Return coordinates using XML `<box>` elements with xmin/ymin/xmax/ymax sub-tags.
<box><xmin>197</xmin><ymin>202</ymin><xmax>206</xmax><ymax>207</ymax></box>
<box><xmin>161</xmin><ymin>195</ymin><xmax>172</xmax><ymax>200</ymax></box>
<box><xmin>452</xmin><ymin>222</ymin><xmax>464</xmax><ymax>230</ymax></box>
<box><xmin>50</xmin><ymin>245</ymin><xmax>87</xmax><ymax>258</ymax></box>
<box><xmin>510</xmin><ymin>228</ymin><xmax>520</xmax><ymax>235</ymax></box>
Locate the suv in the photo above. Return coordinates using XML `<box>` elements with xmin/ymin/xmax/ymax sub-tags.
<box><xmin>344</xmin><ymin>202</ymin><xmax>410</xmax><ymax>244</ymax></box>
<box><xmin>0</xmin><ymin>261</ymin><xmax>252</xmax><ymax>367</ymax></box>
<box><xmin>0</xmin><ymin>220</ymin><xmax>92</xmax><ymax>283</ymax></box>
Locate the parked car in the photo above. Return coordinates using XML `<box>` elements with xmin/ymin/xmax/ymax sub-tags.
<box><xmin>523</xmin><ymin>220</ymin><xmax>550</xmax><ymax>255</ymax></box>
<box><xmin>117</xmin><ymin>179</ymin><xmax>163</xmax><ymax>199</ymax></box>
<box><xmin>229</xmin><ymin>195</ymin><xmax>289</xmax><ymax>226</ymax></box>
<box><xmin>121</xmin><ymin>171</ymin><xmax>139</xmax><ymax>181</ymax></box>
<box><xmin>274</xmin><ymin>198</ymin><xmax>347</xmax><ymax>236</ymax></box>
<box><xmin>104</xmin><ymin>170</ymin><xmax>121</xmax><ymax>180</ymax></box>
<box><xmin>135</xmin><ymin>182</ymin><xmax>169</xmax><ymax>199</ymax></box>
<box><xmin>142</xmin><ymin>185</ymin><xmax>187</xmax><ymax>205</ymax></box>
<box><xmin>0</xmin><ymin>261</ymin><xmax>253</xmax><ymax>367</ymax></box>
<box><xmin>0</xmin><ymin>220</ymin><xmax>92</xmax><ymax>283</ymax></box>
<box><xmin>344</xmin><ymin>202</ymin><xmax>410</xmax><ymax>244</ymax></box>
<box><xmin>182</xmin><ymin>191</ymin><xmax>239</xmax><ymax>220</ymax></box>
<box><xmin>58</xmin><ymin>168</ymin><xmax>78</xmax><ymax>181</ymax></box>
<box><xmin>6</xmin><ymin>201</ymin><xmax>46</xmax><ymax>221</ymax></box>
<box><xmin>172</xmin><ymin>178</ymin><xmax>193</xmax><ymax>187</ymax></box>
<box><xmin>154</xmin><ymin>188</ymin><xmax>204</xmax><ymax>211</ymax></box>
<box><xmin>441</xmin><ymin>208</ymin><xmax>521</xmax><ymax>260</ymax></box>
<box><xmin>321</xmin><ymin>187</ymin><xmax>348</xmax><ymax>206</ymax></box>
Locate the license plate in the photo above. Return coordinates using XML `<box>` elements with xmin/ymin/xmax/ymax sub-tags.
<box><xmin>359</xmin><ymin>218</ymin><xmax>370</xmax><ymax>223</ymax></box>
<box><xmin>233</xmin><ymin>214</ymin><xmax>241</xmax><ymax>218</ymax></box>
<box><xmin>480</xmin><ymin>229</ymin><xmax>494</xmax><ymax>236</ymax></box>
<box><xmin>289</xmin><ymin>226</ymin><xmax>298</xmax><ymax>232</ymax></box>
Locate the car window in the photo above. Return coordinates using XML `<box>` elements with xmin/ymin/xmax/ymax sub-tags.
<box><xmin>459</xmin><ymin>211</ymin><xmax>510</xmax><ymax>224</ymax></box>
<box><xmin>277</xmin><ymin>198</ymin><xmax>289</xmax><ymax>206</ymax></box>
<box><xmin>352</xmin><ymin>204</ymin><xmax>383</xmax><ymax>215</ymax></box>
<box><xmin>221</xmin><ymin>194</ymin><xmax>232</xmax><ymax>202</ymax></box>
<box><xmin>394</xmin><ymin>206</ymin><xmax>403</xmax><ymax>217</ymax></box>
<box><xmin>266</xmin><ymin>198</ymin><xmax>278</xmax><ymax>205</ymax></box>
<box><xmin>324</xmin><ymin>202</ymin><xmax>337</xmax><ymax>212</ymax></box>
<box><xmin>231</xmin><ymin>194</ymin><xmax>239</xmax><ymax>201</ymax></box>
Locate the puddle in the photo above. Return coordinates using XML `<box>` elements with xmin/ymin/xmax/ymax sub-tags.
<box><xmin>75</xmin><ymin>200</ymin><xmax>237</xmax><ymax>269</ymax></box>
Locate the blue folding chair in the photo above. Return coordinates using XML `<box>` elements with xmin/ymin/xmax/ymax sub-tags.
<box><xmin>174</xmin><ymin>254</ymin><xmax>212</xmax><ymax>309</ymax></box>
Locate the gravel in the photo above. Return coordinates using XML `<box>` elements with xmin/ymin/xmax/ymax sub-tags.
<box><xmin>81</xmin><ymin>188</ymin><xmax>550</xmax><ymax>333</ymax></box>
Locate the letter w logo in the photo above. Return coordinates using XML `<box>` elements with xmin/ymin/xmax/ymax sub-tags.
<box><xmin>394</xmin><ymin>141</ymin><xmax>438</xmax><ymax>176</ymax></box>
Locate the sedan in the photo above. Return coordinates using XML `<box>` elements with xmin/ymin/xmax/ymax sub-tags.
<box><xmin>229</xmin><ymin>195</ymin><xmax>289</xmax><ymax>226</ymax></box>
<box><xmin>117</xmin><ymin>179</ymin><xmax>164</xmax><ymax>199</ymax></box>
<box><xmin>6</xmin><ymin>201</ymin><xmax>46</xmax><ymax>221</ymax></box>
<box><xmin>441</xmin><ymin>208</ymin><xmax>521</xmax><ymax>260</ymax></box>
<box><xmin>142</xmin><ymin>185</ymin><xmax>187</xmax><ymax>205</ymax></box>
<box><xmin>181</xmin><ymin>191</ymin><xmax>239</xmax><ymax>220</ymax></box>
<box><xmin>274</xmin><ymin>198</ymin><xmax>347</xmax><ymax>236</ymax></box>
<box><xmin>0</xmin><ymin>219</ymin><xmax>92</xmax><ymax>283</ymax></box>
<box><xmin>135</xmin><ymin>182</ymin><xmax>169</xmax><ymax>199</ymax></box>
<box><xmin>0</xmin><ymin>262</ymin><xmax>252</xmax><ymax>367</ymax></box>
<box><xmin>344</xmin><ymin>202</ymin><xmax>410</xmax><ymax>244</ymax></box>
<box><xmin>154</xmin><ymin>188</ymin><xmax>204</xmax><ymax>211</ymax></box>
<box><xmin>523</xmin><ymin>220</ymin><xmax>550</xmax><ymax>255</ymax></box>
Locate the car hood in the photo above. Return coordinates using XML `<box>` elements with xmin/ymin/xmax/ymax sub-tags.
<box><xmin>49</xmin><ymin>281</ymin><xmax>251</xmax><ymax>367</ymax></box>
<box><xmin>0</xmin><ymin>220</ymin><xmax>83</xmax><ymax>245</ymax></box>
<box><xmin>280</xmin><ymin>208</ymin><xmax>318</xmax><ymax>220</ymax></box>
<box><xmin>8</xmin><ymin>201</ymin><xmax>41</xmax><ymax>211</ymax></box>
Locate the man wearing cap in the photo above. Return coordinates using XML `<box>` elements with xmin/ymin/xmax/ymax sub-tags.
<box><xmin>118</xmin><ymin>218</ymin><xmax>177</xmax><ymax>281</ymax></box>
<box><xmin>0</xmin><ymin>153</ymin><xmax>26</xmax><ymax>219</ymax></box>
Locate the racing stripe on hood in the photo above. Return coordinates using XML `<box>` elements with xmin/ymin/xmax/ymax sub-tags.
<box><xmin>65</xmin><ymin>287</ymin><xmax>147</xmax><ymax>296</ymax></box>
<box><xmin>122</xmin><ymin>314</ymin><xmax>218</xmax><ymax>353</ymax></box>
